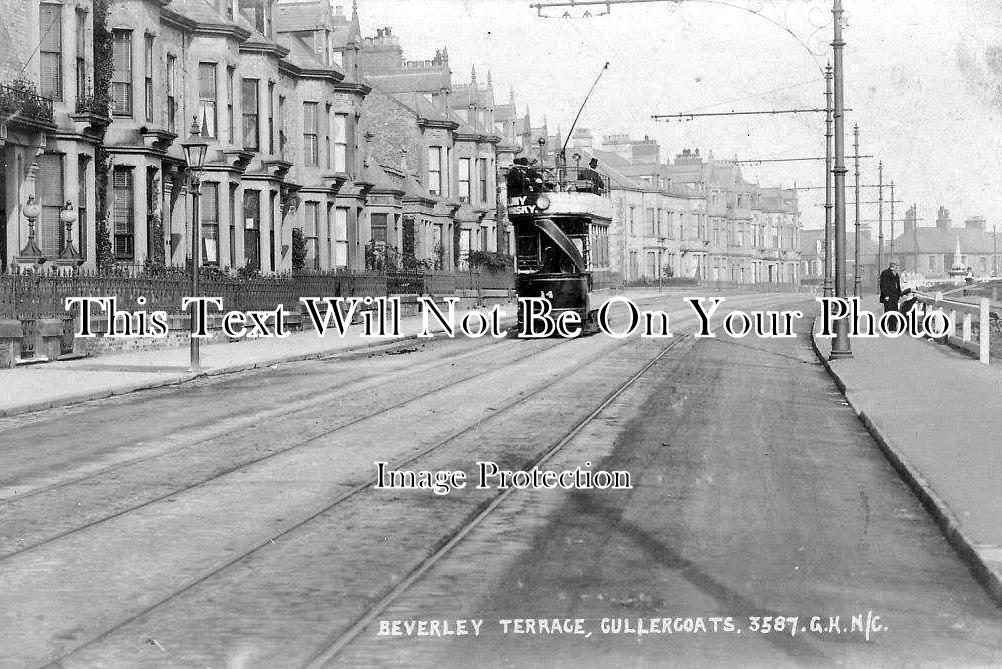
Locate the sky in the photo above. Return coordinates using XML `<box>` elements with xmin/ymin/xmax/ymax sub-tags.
<box><xmin>346</xmin><ymin>0</ymin><xmax>1002</xmax><ymax>231</ymax></box>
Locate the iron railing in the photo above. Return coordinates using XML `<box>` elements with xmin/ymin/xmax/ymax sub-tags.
<box><xmin>0</xmin><ymin>82</ymin><xmax>55</xmax><ymax>127</ymax></box>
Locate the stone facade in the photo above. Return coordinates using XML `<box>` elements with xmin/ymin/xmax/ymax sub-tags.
<box><xmin>1</xmin><ymin>0</ymin><xmax>100</xmax><ymax>273</ymax></box>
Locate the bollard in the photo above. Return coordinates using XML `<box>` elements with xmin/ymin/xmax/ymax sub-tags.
<box><xmin>34</xmin><ymin>318</ymin><xmax>65</xmax><ymax>360</ymax></box>
<box><xmin>0</xmin><ymin>320</ymin><xmax>23</xmax><ymax>368</ymax></box>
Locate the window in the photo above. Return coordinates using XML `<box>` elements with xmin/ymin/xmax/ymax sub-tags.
<box><xmin>303</xmin><ymin>102</ymin><xmax>319</xmax><ymax>166</ymax></box>
<box><xmin>325</xmin><ymin>105</ymin><xmax>331</xmax><ymax>168</ymax></box>
<box><xmin>278</xmin><ymin>95</ymin><xmax>286</xmax><ymax>155</ymax></box>
<box><xmin>428</xmin><ymin>147</ymin><xmax>442</xmax><ymax>195</ymax></box>
<box><xmin>242</xmin><ymin>79</ymin><xmax>259</xmax><ymax>150</ymax></box>
<box><xmin>370</xmin><ymin>213</ymin><xmax>388</xmax><ymax>243</ymax></box>
<box><xmin>333</xmin><ymin>207</ymin><xmax>349</xmax><ymax>268</ymax></box>
<box><xmin>35</xmin><ymin>154</ymin><xmax>63</xmax><ymax>256</ymax></box>
<box><xmin>78</xmin><ymin>156</ymin><xmax>88</xmax><ymax>260</ymax></box>
<box><xmin>629</xmin><ymin>207</ymin><xmax>635</xmax><ymax>236</ymax></box>
<box><xmin>481</xmin><ymin>226</ymin><xmax>490</xmax><ymax>252</ymax></box>
<box><xmin>458</xmin><ymin>158</ymin><xmax>471</xmax><ymax>202</ymax></box>
<box><xmin>165</xmin><ymin>55</ymin><xmax>177</xmax><ymax>133</ymax></box>
<box><xmin>143</xmin><ymin>34</ymin><xmax>154</xmax><ymax>122</ymax></box>
<box><xmin>269</xmin><ymin>191</ymin><xmax>277</xmax><ymax>271</ymax></box>
<box><xmin>332</xmin><ymin>113</ymin><xmax>347</xmax><ymax>172</ymax></box>
<box><xmin>227</xmin><ymin>67</ymin><xmax>236</xmax><ymax>143</ymax></box>
<box><xmin>243</xmin><ymin>190</ymin><xmax>260</xmax><ymax>271</ymax></box>
<box><xmin>928</xmin><ymin>255</ymin><xmax>935</xmax><ymax>271</ymax></box>
<box><xmin>645</xmin><ymin>208</ymin><xmax>655</xmax><ymax>237</ymax></box>
<box><xmin>268</xmin><ymin>82</ymin><xmax>275</xmax><ymax>154</ymax></box>
<box><xmin>478</xmin><ymin>158</ymin><xmax>488</xmax><ymax>204</ymax></box>
<box><xmin>40</xmin><ymin>4</ymin><xmax>62</xmax><ymax>100</ymax></box>
<box><xmin>112</xmin><ymin>167</ymin><xmax>134</xmax><ymax>259</ymax></box>
<box><xmin>305</xmin><ymin>202</ymin><xmax>320</xmax><ymax>269</ymax></box>
<box><xmin>229</xmin><ymin>183</ymin><xmax>238</xmax><ymax>268</ymax></box>
<box><xmin>201</xmin><ymin>182</ymin><xmax>219</xmax><ymax>264</ymax></box>
<box><xmin>112</xmin><ymin>31</ymin><xmax>132</xmax><ymax>115</ymax></box>
<box><xmin>241</xmin><ymin>0</ymin><xmax>271</xmax><ymax>37</ymax></box>
<box><xmin>646</xmin><ymin>251</ymin><xmax>656</xmax><ymax>278</ymax></box>
<box><xmin>198</xmin><ymin>63</ymin><xmax>217</xmax><ymax>138</ymax></box>
<box><xmin>76</xmin><ymin>10</ymin><xmax>87</xmax><ymax>104</ymax></box>
<box><xmin>459</xmin><ymin>229</ymin><xmax>471</xmax><ymax>268</ymax></box>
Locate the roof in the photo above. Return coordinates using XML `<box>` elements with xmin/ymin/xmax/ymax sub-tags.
<box><xmin>275</xmin><ymin>0</ymin><xmax>331</xmax><ymax>32</ymax></box>
<box><xmin>365</xmin><ymin>69</ymin><xmax>451</xmax><ymax>94</ymax></box>
<box><xmin>165</xmin><ymin>0</ymin><xmax>232</xmax><ymax>26</ymax></box>
<box><xmin>388</xmin><ymin>91</ymin><xmax>451</xmax><ymax>123</ymax></box>
<box><xmin>451</xmin><ymin>81</ymin><xmax>494</xmax><ymax>109</ymax></box>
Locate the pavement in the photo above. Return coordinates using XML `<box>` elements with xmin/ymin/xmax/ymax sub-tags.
<box><xmin>813</xmin><ymin>318</ymin><xmax>1002</xmax><ymax>606</ymax></box>
<box><xmin>0</xmin><ymin>288</ymin><xmax>679</xmax><ymax>419</ymax></box>
<box><xmin>0</xmin><ymin>301</ymin><xmax>524</xmax><ymax>418</ymax></box>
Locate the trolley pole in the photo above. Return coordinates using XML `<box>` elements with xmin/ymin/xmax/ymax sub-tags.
<box><xmin>830</xmin><ymin>0</ymin><xmax>852</xmax><ymax>359</ymax></box>
<box><xmin>823</xmin><ymin>64</ymin><xmax>834</xmax><ymax>298</ymax></box>
<box><xmin>853</xmin><ymin>124</ymin><xmax>861</xmax><ymax>297</ymax></box>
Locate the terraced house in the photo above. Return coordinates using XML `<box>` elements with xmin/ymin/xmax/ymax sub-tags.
<box><xmin>357</xmin><ymin>27</ymin><xmax>503</xmax><ymax>270</ymax></box>
<box><xmin>1</xmin><ymin>0</ymin><xmax>101</xmax><ymax>273</ymax></box>
<box><xmin>101</xmin><ymin>0</ymin><xmax>371</xmax><ymax>273</ymax></box>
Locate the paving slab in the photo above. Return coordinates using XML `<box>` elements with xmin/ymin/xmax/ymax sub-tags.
<box><xmin>813</xmin><ymin>321</ymin><xmax>1002</xmax><ymax>604</ymax></box>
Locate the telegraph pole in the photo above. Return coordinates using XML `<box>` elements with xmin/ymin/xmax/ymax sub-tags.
<box><xmin>823</xmin><ymin>64</ymin><xmax>834</xmax><ymax>298</ymax></box>
<box><xmin>876</xmin><ymin>162</ymin><xmax>884</xmax><ymax>275</ymax></box>
<box><xmin>830</xmin><ymin>0</ymin><xmax>851</xmax><ymax>358</ymax></box>
<box><xmin>853</xmin><ymin>124</ymin><xmax>861</xmax><ymax>297</ymax></box>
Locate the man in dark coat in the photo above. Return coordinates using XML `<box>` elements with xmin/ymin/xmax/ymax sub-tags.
<box><xmin>577</xmin><ymin>158</ymin><xmax>604</xmax><ymax>193</ymax></box>
<box><xmin>506</xmin><ymin>157</ymin><xmax>529</xmax><ymax>197</ymax></box>
<box><xmin>878</xmin><ymin>260</ymin><xmax>914</xmax><ymax>312</ymax></box>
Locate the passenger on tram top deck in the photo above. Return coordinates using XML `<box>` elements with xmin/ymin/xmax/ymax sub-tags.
<box><xmin>576</xmin><ymin>158</ymin><xmax>605</xmax><ymax>194</ymax></box>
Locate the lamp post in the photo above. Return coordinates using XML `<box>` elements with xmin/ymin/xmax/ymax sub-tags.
<box><xmin>58</xmin><ymin>200</ymin><xmax>81</xmax><ymax>259</ymax></box>
<box><xmin>181</xmin><ymin>116</ymin><xmax>208</xmax><ymax>373</ymax></box>
<box><xmin>15</xmin><ymin>194</ymin><xmax>44</xmax><ymax>271</ymax></box>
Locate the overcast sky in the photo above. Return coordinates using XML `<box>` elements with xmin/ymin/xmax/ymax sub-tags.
<box><xmin>349</xmin><ymin>0</ymin><xmax>1002</xmax><ymax>231</ymax></box>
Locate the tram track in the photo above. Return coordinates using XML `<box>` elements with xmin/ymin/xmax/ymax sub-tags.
<box><xmin>0</xmin><ymin>334</ymin><xmax>544</xmax><ymax>506</ymax></box>
<box><xmin>0</xmin><ymin>336</ymin><xmax>575</xmax><ymax>562</ymax></box>
<box><xmin>43</xmin><ymin>331</ymin><xmax>698</xmax><ymax>668</ymax></box>
<box><xmin>7</xmin><ymin>293</ymin><xmax>789</xmax><ymax>666</ymax></box>
<box><xmin>304</xmin><ymin>334</ymin><xmax>691</xmax><ymax>668</ymax></box>
<box><xmin>36</xmin><ymin>337</ymin><xmax>692</xmax><ymax>667</ymax></box>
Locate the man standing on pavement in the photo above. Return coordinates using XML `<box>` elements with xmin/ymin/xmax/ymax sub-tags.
<box><xmin>879</xmin><ymin>260</ymin><xmax>915</xmax><ymax>313</ymax></box>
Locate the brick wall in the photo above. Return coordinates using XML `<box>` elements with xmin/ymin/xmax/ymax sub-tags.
<box><xmin>360</xmin><ymin>88</ymin><xmax>422</xmax><ymax>178</ymax></box>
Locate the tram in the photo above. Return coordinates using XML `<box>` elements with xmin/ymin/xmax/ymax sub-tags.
<box><xmin>505</xmin><ymin>159</ymin><xmax>614</xmax><ymax>333</ymax></box>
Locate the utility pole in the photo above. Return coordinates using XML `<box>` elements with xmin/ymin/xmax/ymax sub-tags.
<box><xmin>994</xmin><ymin>225</ymin><xmax>998</xmax><ymax>276</ymax></box>
<box><xmin>876</xmin><ymin>162</ymin><xmax>884</xmax><ymax>275</ymax></box>
<box><xmin>853</xmin><ymin>124</ymin><xmax>861</xmax><ymax>297</ymax></box>
<box><xmin>823</xmin><ymin>64</ymin><xmax>833</xmax><ymax>298</ymax></box>
<box><xmin>830</xmin><ymin>0</ymin><xmax>851</xmax><ymax>359</ymax></box>
<box><xmin>889</xmin><ymin>182</ymin><xmax>896</xmax><ymax>265</ymax></box>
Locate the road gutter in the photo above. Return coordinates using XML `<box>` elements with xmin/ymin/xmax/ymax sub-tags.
<box><xmin>810</xmin><ymin>316</ymin><xmax>1002</xmax><ymax>607</ymax></box>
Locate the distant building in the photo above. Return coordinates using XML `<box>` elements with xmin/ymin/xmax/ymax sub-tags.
<box><xmin>893</xmin><ymin>206</ymin><xmax>1000</xmax><ymax>278</ymax></box>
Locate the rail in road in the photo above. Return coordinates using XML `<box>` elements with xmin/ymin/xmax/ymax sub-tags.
<box><xmin>0</xmin><ymin>294</ymin><xmax>790</xmax><ymax>666</ymax></box>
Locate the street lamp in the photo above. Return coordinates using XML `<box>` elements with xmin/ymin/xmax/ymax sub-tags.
<box><xmin>181</xmin><ymin>116</ymin><xmax>208</xmax><ymax>373</ymax></box>
<box><xmin>15</xmin><ymin>194</ymin><xmax>45</xmax><ymax>271</ymax></box>
<box><xmin>57</xmin><ymin>201</ymin><xmax>82</xmax><ymax>265</ymax></box>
